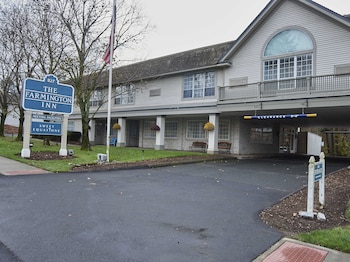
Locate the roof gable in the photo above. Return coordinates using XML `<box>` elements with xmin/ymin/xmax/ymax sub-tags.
<box><xmin>220</xmin><ymin>0</ymin><xmax>350</xmax><ymax>62</ymax></box>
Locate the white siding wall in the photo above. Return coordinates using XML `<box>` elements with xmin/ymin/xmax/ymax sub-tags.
<box><xmin>71</xmin><ymin>72</ymin><xmax>221</xmax><ymax>117</ymax></box>
<box><xmin>226</xmin><ymin>1</ymin><xmax>350</xmax><ymax>84</ymax></box>
<box><xmin>238</xmin><ymin>121</ymin><xmax>279</xmax><ymax>155</ymax></box>
<box><xmin>4</xmin><ymin>106</ymin><xmax>19</xmax><ymax>127</ymax></box>
<box><xmin>231</xmin><ymin>117</ymin><xmax>241</xmax><ymax>155</ymax></box>
<box><xmin>133</xmin><ymin>76</ymin><xmax>218</xmax><ymax>108</ymax></box>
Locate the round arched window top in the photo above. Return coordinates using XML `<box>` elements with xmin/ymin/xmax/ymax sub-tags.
<box><xmin>264</xmin><ymin>29</ymin><xmax>313</xmax><ymax>56</ymax></box>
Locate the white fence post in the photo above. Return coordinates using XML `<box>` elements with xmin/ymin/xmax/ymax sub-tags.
<box><xmin>299</xmin><ymin>153</ymin><xmax>326</xmax><ymax>220</ymax></box>
<box><xmin>307</xmin><ymin>156</ymin><xmax>315</xmax><ymax>217</ymax></box>
<box><xmin>319</xmin><ymin>152</ymin><xmax>325</xmax><ymax>207</ymax></box>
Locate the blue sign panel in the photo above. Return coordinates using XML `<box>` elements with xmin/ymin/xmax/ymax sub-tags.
<box><xmin>22</xmin><ymin>75</ymin><xmax>74</xmax><ymax>114</ymax></box>
<box><xmin>30</xmin><ymin>122</ymin><xmax>62</xmax><ymax>136</ymax></box>
<box><xmin>31</xmin><ymin>122</ymin><xmax>62</xmax><ymax>136</ymax></box>
<box><xmin>314</xmin><ymin>163</ymin><xmax>323</xmax><ymax>182</ymax></box>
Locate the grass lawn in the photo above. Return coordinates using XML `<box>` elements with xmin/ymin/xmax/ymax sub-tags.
<box><xmin>297</xmin><ymin>226</ymin><xmax>350</xmax><ymax>253</ymax></box>
<box><xmin>296</xmin><ymin>203</ymin><xmax>350</xmax><ymax>253</ymax></box>
<box><xmin>0</xmin><ymin>136</ymin><xmax>206</xmax><ymax>172</ymax></box>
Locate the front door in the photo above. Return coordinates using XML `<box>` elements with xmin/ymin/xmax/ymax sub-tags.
<box><xmin>279</xmin><ymin>127</ymin><xmax>297</xmax><ymax>153</ymax></box>
<box><xmin>127</xmin><ymin>120</ymin><xmax>139</xmax><ymax>147</ymax></box>
<box><xmin>95</xmin><ymin>120</ymin><xmax>106</xmax><ymax>145</ymax></box>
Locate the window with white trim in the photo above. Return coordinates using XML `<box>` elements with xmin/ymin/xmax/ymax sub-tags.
<box><xmin>165</xmin><ymin>121</ymin><xmax>178</xmax><ymax>138</ymax></box>
<box><xmin>187</xmin><ymin>120</ymin><xmax>206</xmax><ymax>139</ymax></box>
<box><xmin>264</xmin><ymin>54</ymin><xmax>313</xmax><ymax>89</ymax></box>
<box><xmin>115</xmin><ymin>85</ymin><xmax>135</xmax><ymax>105</ymax></box>
<box><xmin>263</xmin><ymin>29</ymin><xmax>314</xmax><ymax>90</ymax></box>
<box><xmin>218</xmin><ymin>120</ymin><xmax>230</xmax><ymax>140</ymax></box>
<box><xmin>89</xmin><ymin>90</ymin><xmax>104</xmax><ymax>107</ymax></box>
<box><xmin>183</xmin><ymin>72</ymin><xmax>215</xmax><ymax>98</ymax></box>
<box><xmin>143</xmin><ymin>120</ymin><xmax>156</xmax><ymax>138</ymax></box>
<box><xmin>68</xmin><ymin>120</ymin><xmax>74</xmax><ymax>131</ymax></box>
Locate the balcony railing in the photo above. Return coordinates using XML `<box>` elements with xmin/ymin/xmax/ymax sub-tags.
<box><xmin>218</xmin><ymin>73</ymin><xmax>350</xmax><ymax>102</ymax></box>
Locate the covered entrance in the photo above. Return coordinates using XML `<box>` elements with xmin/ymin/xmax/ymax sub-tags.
<box><xmin>126</xmin><ymin>120</ymin><xmax>139</xmax><ymax>147</ymax></box>
<box><xmin>94</xmin><ymin>119</ymin><xmax>106</xmax><ymax>145</ymax></box>
<box><xmin>279</xmin><ymin>127</ymin><xmax>297</xmax><ymax>154</ymax></box>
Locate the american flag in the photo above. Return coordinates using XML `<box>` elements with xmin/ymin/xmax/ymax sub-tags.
<box><xmin>103</xmin><ymin>2</ymin><xmax>116</xmax><ymax>64</ymax></box>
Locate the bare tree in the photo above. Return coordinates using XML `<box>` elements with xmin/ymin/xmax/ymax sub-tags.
<box><xmin>28</xmin><ymin>0</ymin><xmax>69</xmax><ymax>78</ymax></box>
<box><xmin>0</xmin><ymin>0</ymin><xmax>150</xmax><ymax>147</ymax></box>
<box><xmin>54</xmin><ymin>0</ymin><xmax>150</xmax><ymax>150</ymax></box>
<box><xmin>0</xmin><ymin>0</ymin><xmax>76</xmax><ymax>140</ymax></box>
<box><xmin>0</xmin><ymin>72</ymin><xmax>13</xmax><ymax>136</ymax></box>
<box><xmin>0</xmin><ymin>2</ymin><xmax>30</xmax><ymax>140</ymax></box>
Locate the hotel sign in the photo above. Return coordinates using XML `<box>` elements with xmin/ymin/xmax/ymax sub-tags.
<box><xmin>22</xmin><ymin>75</ymin><xmax>74</xmax><ymax>114</ymax></box>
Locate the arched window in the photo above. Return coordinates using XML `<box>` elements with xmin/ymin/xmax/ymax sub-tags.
<box><xmin>263</xmin><ymin>29</ymin><xmax>314</xmax><ymax>90</ymax></box>
<box><xmin>264</xmin><ymin>29</ymin><xmax>313</xmax><ymax>56</ymax></box>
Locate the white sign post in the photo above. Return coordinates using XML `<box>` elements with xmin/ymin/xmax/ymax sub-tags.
<box><xmin>299</xmin><ymin>152</ymin><xmax>326</xmax><ymax>220</ymax></box>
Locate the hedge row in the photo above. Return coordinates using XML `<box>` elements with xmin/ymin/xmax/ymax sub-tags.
<box><xmin>32</xmin><ymin>131</ymin><xmax>82</xmax><ymax>143</ymax></box>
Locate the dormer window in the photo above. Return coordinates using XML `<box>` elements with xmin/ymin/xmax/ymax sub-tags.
<box><xmin>263</xmin><ymin>29</ymin><xmax>314</xmax><ymax>90</ymax></box>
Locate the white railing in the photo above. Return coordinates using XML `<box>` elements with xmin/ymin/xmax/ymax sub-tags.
<box><xmin>219</xmin><ymin>73</ymin><xmax>350</xmax><ymax>101</ymax></box>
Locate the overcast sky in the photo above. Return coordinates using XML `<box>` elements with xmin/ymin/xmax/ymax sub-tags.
<box><xmin>131</xmin><ymin>0</ymin><xmax>349</xmax><ymax>61</ymax></box>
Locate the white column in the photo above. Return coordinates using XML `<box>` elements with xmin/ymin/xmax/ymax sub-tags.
<box><xmin>155</xmin><ymin>116</ymin><xmax>165</xmax><ymax>150</ymax></box>
<box><xmin>21</xmin><ymin>111</ymin><xmax>32</xmax><ymax>158</ymax></box>
<box><xmin>89</xmin><ymin>120</ymin><xmax>95</xmax><ymax>145</ymax></box>
<box><xmin>207</xmin><ymin>114</ymin><xmax>219</xmax><ymax>154</ymax></box>
<box><xmin>117</xmin><ymin>118</ymin><xmax>126</xmax><ymax>147</ymax></box>
<box><xmin>59</xmin><ymin>114</ymin><xmax>69</xmax><ymax>156</ymax></box>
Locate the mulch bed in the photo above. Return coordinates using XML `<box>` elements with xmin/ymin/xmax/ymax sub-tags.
<box><xmin>26</xmin><ymin>151</ymin><xmax>231</xmax><ymax>172</ymax></box>
<box><xmin>259</xmin><ymin>168</ymin><xmax>350</xmax><ymax>235</ymax></box>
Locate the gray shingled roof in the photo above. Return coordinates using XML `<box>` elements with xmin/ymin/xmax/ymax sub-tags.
<box><xmin>97</xmin><ymin>41</ymin><xmax>235</xmax><ymax>87</ymax></box>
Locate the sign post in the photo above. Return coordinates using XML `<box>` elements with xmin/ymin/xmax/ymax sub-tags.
<box><xmin>299</xmin><ymin>152</ymin><xmax>326</xmax><ymax>220</ymax></box>
<box><xmin>21</xmin><ymin>111</ymin><xmax>33</xmax><ymax>158</ymax></box>
<box><xmin>21</xmin><ymin>75</ymin><xmax>74</xmax><ymax>158</ymax></box>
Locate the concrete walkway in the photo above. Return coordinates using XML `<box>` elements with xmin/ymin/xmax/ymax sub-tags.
<box><xmin>0</xmin><ymin>156</ymin><xmax>49</xmax><ymax>176</ymax></box>
<box><xmin>254</xmin><ymin>237</ymin><xmax>350</xmax><ymax>262</ymax></box>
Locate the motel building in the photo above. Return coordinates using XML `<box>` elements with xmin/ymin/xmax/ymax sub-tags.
<box><xmin>68</xmin><ymin>0</ymin><xmax>350</xmax><ymax>157</ymax></box>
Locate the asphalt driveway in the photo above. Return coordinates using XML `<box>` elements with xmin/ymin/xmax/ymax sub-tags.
<box><xmin>0</xmin><ymin>157</ymin><xmax>347</xmax><ymax>262</ymax></box>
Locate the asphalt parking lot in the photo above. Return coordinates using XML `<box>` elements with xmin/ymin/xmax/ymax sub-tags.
<box><xmin>0</xmin><ymin>157</ymin><xmax>347</xmax><ymax>262</ymax></box>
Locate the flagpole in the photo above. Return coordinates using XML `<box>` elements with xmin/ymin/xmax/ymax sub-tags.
<box><xmin>106</xmin><ymin>0</ymin><xmax>116</xmax><ymax>162</ymax></box>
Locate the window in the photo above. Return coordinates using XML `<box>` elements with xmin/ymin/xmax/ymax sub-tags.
<box><xmin>165</xmin><ymin>121</ymin><xmax>178</xmax><ymax>138</ymax></box>
<box><xmin>264</xmin><ymin>29</ymin><xmax>313</xmax><ymax>56</ymax></box>
<box><xmin>187</xmin><ymin>120</ymin><xmax>206</xmax><ymax>139</ymax></box>
<box><xmin>264</xmin><ymin>54</ymin><xmax>313</xmax><ymax>90</ymax></box>
<box><xmin>89</xmin><ymin>90</ymin><xmax>103</xmax><ymax>107</ymax></box>
<box><xmin>115</xmin><ymin>85</ymin><xmax>134</xmax><ymax>105</ymax></box>
<box><xmin>250</xmin><ymin>127</ymin><xmax>273</xmax><ymax>144</ymax></box>
<box><xmin>68</xmin><ymin>120</ymin><xmax>74</xmax><ymax>131</ymax></box>
<box><xmin>218</xmin><ymin>120</ymin><xmax>230</xmax><ymax>140</ymax></box>
<box><xmin>183</xmin><ymin>72</ymin><xmax>215</xmax><ymax>98</ymax></box>
<box><xmin>263</xmin><ymin>29</ymin><xmax>314</xmax><ymax>90</ymax></box>
<box><xmin>144</xmin><ymin>120</ymin><xmax>156</xmax><ymax>138</ymax></box>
